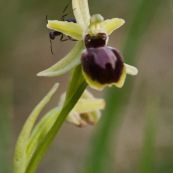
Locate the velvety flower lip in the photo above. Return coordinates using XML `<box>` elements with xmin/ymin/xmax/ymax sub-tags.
<box><xmin>38</xmin><ymin>0</ymin><xmax>138</xmax><ymax>90</ymax></box>
<box><xmin>81</xmin><ymin>30</ymin><xmax>138</xmax><ymax>90</ymax></box>
<box><xmin>81</xmin><ymin>46</ymin><xmax>124</xmax><ymax>89</ymax></box>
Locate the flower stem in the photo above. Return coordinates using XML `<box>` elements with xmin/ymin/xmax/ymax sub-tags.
<box><xmin>25</xmin><ymin>65</ymin><xmax>87</xmax><ymax>173</ymax></box>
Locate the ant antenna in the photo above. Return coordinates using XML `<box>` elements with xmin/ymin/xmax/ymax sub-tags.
<box><xmin>62</xmin><ymin>0</ymin><xmax>71</xmax><ymax>14</ymax></box>
<box><xmin>46</xmin><ymin>15</ymin><xmax>54</xmax><ymax>55</ymax></box>
<box><xmin>61</xmin><ymin>0</ymin><xmax>76</xmax><ymax>21</ymax></box>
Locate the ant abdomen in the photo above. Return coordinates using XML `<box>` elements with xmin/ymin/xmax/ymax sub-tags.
<box><xmin>66</xmin><ymin>18</ymin><xmax>76</xmax><ymax>23</ymax></box>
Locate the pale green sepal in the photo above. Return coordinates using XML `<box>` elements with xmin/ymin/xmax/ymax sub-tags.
<box><xmin>124</xmin><ymin>63</ymin><xmax>138</xmax><ymax>76</ymax></box>
<box><xmin>47</xmin><ymin>20</ymin><xmax>83</xmax><ymax>40</ymax></box>
<box><xmin>37</xmin><ymin>41</ymin><xmax>84</xmax><ymax>77</ymax></box>
<box><xmin>72</xmin><ymin>0</ymin><xmax>90</xmax><ymax>28</ymax></box>
<box><xmin>13</xmin><ymin>83</ymin><xmax>59</xmax><ymax>173</ymax></box>
<box><xmin>100</xmin><ymin>18</ymin><xmax>125</xmax><ymax>35</ymax></box>
<box><xmin>74</xmin><ymin>99</ymin><xmax>105</xmax><ymax>113</ymax></box>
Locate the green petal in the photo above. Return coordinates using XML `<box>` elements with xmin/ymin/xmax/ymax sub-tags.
<box><xmin>47</xmin><ymin>20</ymin><xmax>83</xmax><ymax>40</ymax></box>
<box><xmin>37</xmin><ymin>41</ymin><xmax>84</xmax><ymax>77</ymax></box>
<box><xmin>72</xmin><ymin>0</ymin><xmax>90</xmax><ymax>28</ymax></box>
<box><xmin>100</xmin><ymin>18</ymin><xmax>125</xmax><ymax>35</ymax></box>
<box><xmin>124</xmin><ymin>63</ymin><xmax>138</xmax><ymax>76</ymax></box>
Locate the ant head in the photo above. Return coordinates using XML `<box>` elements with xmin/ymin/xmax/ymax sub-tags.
<box><xmin>49</xmin><ymin>31</ymin><xmax>61</xmax><ymax>40</ymax></box>
<box><xmin>46</xmin><ymin>15</ymin><xmax>62</xmax><ymax>54</ymax></box>
<box><xmin>48</xmin><ymin>31</ymin><xmax>61</xmax><ymax>55</ymax></box>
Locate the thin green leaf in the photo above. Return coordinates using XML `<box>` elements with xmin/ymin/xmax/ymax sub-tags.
<box><xmin>26</xmin><ymin>107</ymin><xmax>61</xmax><ymax>165</ymax></box>
<box><xmin>13</xmin><ymin>83</ymin><xmax>59</xmax><ymax>173</ymax></box>
<box><xmin>47</xmin><ymin>21</ymin><xmax>83</xmax><ymax>40</ymax></box>
<box><xmin>25</xmin><ymin>65</ymin><xmax>87</xmax><ymax>173</ymax></box>
<box><xmin>37</xmin><ymin>41</ymin><xmax>84</xmax><ymax>77</ymax></box>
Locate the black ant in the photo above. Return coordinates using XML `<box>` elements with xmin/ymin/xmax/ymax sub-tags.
<box><xmin>46</xmin><ymin>2</ymin><xmax>77</xmax><ymax>54</ymax></box>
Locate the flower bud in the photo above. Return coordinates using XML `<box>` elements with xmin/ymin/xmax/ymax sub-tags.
<box><xmin>59</xmin><ymin>90</ymin><xmax>105</xmax><ymax>127</ymax></box>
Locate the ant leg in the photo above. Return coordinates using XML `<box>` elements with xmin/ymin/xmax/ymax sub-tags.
<box><xmin>46</xmin><ymin>15</ymin><xmax>54</xmax><ymax>55</ymax></box>
<box><xmin>61</xmin><ymin>14</ymin><xmax>68</xmax><ymax>21</ymax></box>
<box><xmin>62</xmin><ymin>0</ymin><xmax>70</xmax><ymax>13</ymax></box>
<box><xmin>50</xmin><ymin>39</ymin><xmax>54</xmax><ymax>55</ymax></box>
<box><xmin>46</xmin><ymin>15</ymin><xmax>49</xmax><ymax>24</ymax></box>
<box><xmin>60</xmin><ymin>34</ymin><xmax>69</xmax><ymax>41</ymax></box>
<box><xmin>68</xmin><ymin>36</ymin><xmax>77</xmax><ymax>41</ymax></box>
<box><xmin>61</xmin><ymin>0</ymin><xmax>71</xmax><ymax>21</ymax></box>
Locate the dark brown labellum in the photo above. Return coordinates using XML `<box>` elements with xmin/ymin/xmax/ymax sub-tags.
<box><xmin>81</xmin><ymin>46</ymin><xmax>124</xmax><ymax>84</ymax></box>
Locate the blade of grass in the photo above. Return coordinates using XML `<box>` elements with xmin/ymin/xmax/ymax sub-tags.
<box><xmin>83</xmin><ymin>0</ymin><xmax>161</xmax><ymax>173</ymax></box>
<box><xmin>140</xmin><ymin>96</ymin><xmax>159</xmax><ymax>173</ymax></box>
<box><xmin>0</xmin><ymin>80</ymin><xmax>12</xmax><ymax>173</ymax></box>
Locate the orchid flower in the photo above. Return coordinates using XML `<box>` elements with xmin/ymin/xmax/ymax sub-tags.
<box><xmin>38</xmin><ymin>0</ymin><xmax>138</xmax><ymax>90</ymax></box>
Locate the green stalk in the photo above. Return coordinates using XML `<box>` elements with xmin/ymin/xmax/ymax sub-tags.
<box><xmin>25</xmin><ymin>65</ymin><xmax>87</xmax><ymax>173</ymax></box>
<box><xmin>84</xmin><ymin>0</ymin><xmax>160</xmax><ymax>173</ymax></box>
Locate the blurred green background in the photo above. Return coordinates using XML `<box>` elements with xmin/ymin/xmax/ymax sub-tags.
<box><xmin>0</xmin><ymin>0</ymin><xmax>173</xmax><ymax>173</ymax></box>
